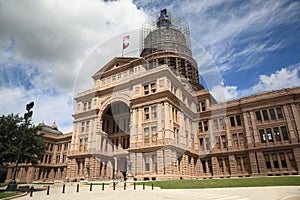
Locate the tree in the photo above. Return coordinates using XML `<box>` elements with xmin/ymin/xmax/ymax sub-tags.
<box><xmin>0</xmin><ymin>113</ymin><xmax>46</xmax><ymax>166</ymax></box>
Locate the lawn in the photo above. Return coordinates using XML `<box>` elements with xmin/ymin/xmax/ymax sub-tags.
<box><xmin>140</xmin><ymin>176</ymin><xmax>300</xmax><ymax>189</ymax></box>
<box><xmin>0</xmin><ymin>192</ymin><xmax>18</xmax><ymax>199</ymax></box>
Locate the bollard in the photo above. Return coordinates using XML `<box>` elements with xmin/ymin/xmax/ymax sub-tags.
<box><xmin>134</xmin><ymin>182</ymin><xmax>136</xmax><ymax>190</ymax></box>
<box><xmin>46</xmin><ymin>185</ymin><xmax>50</xmax><ymax>195</ymax></box>
<box><xmin>152</xmin><ymin>182</ymin><xmax>154</xmax><ymax>190</ymax></box>
<box><xmin>143</xmin><ymin>183</ymin><xmax>145</xmax><ymax>190</ymax></box>
<box><xmin>62</xmin><ymin>184</ymin><xmax>65</xmax><ymax>194</ymax></box>
<box><xmin>102</xmin><ymin>182</ymin><xmax>104</xmax><ymax>191</ymax></box>
<box><xmin>30</xmin><ymin>186</ymin><xmax>34</xmax><ymax>197</ymax></box>
<box><xmin>90</xmin><ymin>183</ymin><xmax>92</xmax><ymax>191</ymax></box>
<box><xmin>76</xmin><ymin>183</ymin><xmax>79</xmax><ymax>193</ymax></box>
<box><xmin>124</xmin><ymin>182</ymin><xmax>126</xmax><ymax>190</ymax></box>
<box><xmin>113</xmin><ymin>182</ymin><xmax>115</xmax><ymax>190</ymax></box>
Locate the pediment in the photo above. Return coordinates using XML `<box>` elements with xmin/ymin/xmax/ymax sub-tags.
<box><xmin>93</xmin><ymin>57</ymin><xmax>141</xmax><ymax>78</ymax></box>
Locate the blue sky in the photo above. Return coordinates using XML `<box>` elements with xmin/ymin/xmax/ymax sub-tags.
<box><xmin>0</xmin><ymin>0</ymin><xmax>300</xmax><ymax>132</ymax></box>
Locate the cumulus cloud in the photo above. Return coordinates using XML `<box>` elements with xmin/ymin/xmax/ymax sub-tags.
<box><xmin>210</xmin><ymin>82</ymin><xmax>238</xmax><ymax>102</ymax></box>
<box><xmin>0</xmin><ymin>0</ymin><xmax>147</xmax><ymax>132</ymax></box>
<box><xmin>240</xmin><ymin>67</ymin><xmax>300</xmax><ymax>97</ymax></box>
<box><xmin>252</xmin><ymin>68</ymin><xmax>300</xmax><ymax>92</ymax></box>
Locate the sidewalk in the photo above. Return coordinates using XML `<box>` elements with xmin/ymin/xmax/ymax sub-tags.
<box><xmin>15</xmin><ymin>184</ymin><xmax>300</xmax><ymax>200</ymax></box>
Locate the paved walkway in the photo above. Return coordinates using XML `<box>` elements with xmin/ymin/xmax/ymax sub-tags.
<box><xmin>16</xmin><ymin>184</ymin><xmax>300</xmax><ymax>200</ymax></box>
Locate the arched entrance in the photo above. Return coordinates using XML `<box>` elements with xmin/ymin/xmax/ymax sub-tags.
<box><xmin>101</xmin><ymin>101</ymin><xmax>130</xmax><ymax>180</ymax></box>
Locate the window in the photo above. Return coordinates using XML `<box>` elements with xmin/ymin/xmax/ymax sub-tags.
<box><xmin>84</xmin><ymin>102</ymin><xmax>87</xmax><ymax>111</ymax></box>
<box><xmin>145</xmin><ymin>155</ymin><xmax>150</xmax><ymax>171</ymax></box>
<box><xmin>259</xmin><ymin>129</ymin><xmax>266</xmax><ymax>143</ymax></box>
<box><xmin>107</xmin><ymin>77</ymin><xmax>111</xmax><ymax>84</ymax></box>
<box><xmin>152</xmin><ymin>154</ymin><xmax>157</xmax><ymax>172</ymax></box>
<box><xmin>144</xmin><ymin>127</ymin><xmax>149</xmax><ymax>136</ymax></box>
<box><xmin>81</xmin><ymin>122</ymin><xmax>85</xmax><ymax>133</ymax></box>
<box><xmin>144</xmin><ymin>82</ymin><xmax>156</xmax><ymax>95</ymax></box>
<box><xmin>118</xmin><ymin>73</ymin><xmax>122</xmax><ymax>79</ymax></box>
<box><xmin>144</xmin><ymin>107</ymin><xmax>150</xmax><ymax>120</ymax></box>
<box><xmin>201</xmin><ymin>102</ymin><xmax>206</xmax><ymax>111</ymax></box>
<box><xmin>213</xmin><ymin>119</ymin><xmax>218</xmax><ymax>130</ymax></box>
<box><xmin>86</xmin><ymin>121</ymin><xmax>90</xmax><ymax>133</ymax></box>
<box><xmin>266</xmin><ymin>128</ymin><xmax>273</xmax><ymax>142</ymax></box>
<box><xmin>273</xmin><ymin>127</ymin><xmax>281</xmax><ymax>141</ymax></box>
<box><xmin>144</xmin><ymin>85</ymin><xmax>149</xmax><ymax>95</ymax></box>
<box><xmin>280</xmin><ymin>153</ymin><xmax>287</xmax><ymax>168</ymax></box>
<box><xmin>203</xmin><ymin>121</ymin><xmax>208</xmax><ymax>131</ymax></box>
<box><xmin>239</xmin><ymin>133</ymin><xmax>245</xmax><ymax>147</ymax></box>
<box><xmin>265</xmin><ymin>154</ymin><xmax>271</xmax><ymax>169</ymax></box>
<box><xmin>262</xmin><ymin>110</ymin><xmax>269</xmax><ymax>120</ymax></box>
<box><xmin>236</xmin><ymin>115</ymin><xmax>242</xmax><ymax>126</ymax></box>
<box><xmin>112</xmin><ymin>75</ymin><xmax>116</xmax><ymax>81</ymax></box>
<box><xmin>198</xmin><ymin>122</ymin><xmax>203</xmax><ymax>132</ymax></box>
<box><xmin>281</xmin><ymin>126</ymin><xmax>289</xmax><ymax>140</ymax></box>
<box><xmin>269</xmin><ymin>108</ymin><xmax>276</xmax><ymax>120</ymax></box>
<box><xmin>219</xmin><ymin>118</ymin><xmax>225</xmax><ymax>130</ymax></box>
<box><xmin>232</xmin><ymin>134</ymin><xmax>238</xmax><ymax>147</ymax></box>
<box><xmin>272</xmin><ymin>154</ymin><xmax>279</xmax><ymax>168</ymax></box>
<box><xmin>221</xmin><ymin>135</ymin><xmax>227</xmax><ymax>148</ymax></box>
<box><xmin>151</xmin><ymin>83</ymin><xmax>156</xmax><ymax>93</ymax></box>
<box><xmin>196</xmin><ymin>103</ymin><xmax>200</xmax><ymax>112</ymax></box>
<box><xmin>255</xmin><ymin>111</ymin><xmax>262</xmax><ymax>121</ymax></box>
<box><xmin>230</xmin><ymin>116</ymin><xmax>235</xmax><ymax>127</ymax></box>
<box><xmin>276</xmin><ymin>107</ymin><xmax>284</xmax><ymax>119</ymax></box>
<box><xmin>151</xmin><ymin>126</ymin><xmax>157</xmax><ymax>135</ymax></box>
<box><xmin>151</xmin><ymin>106</ymin><xmax>157</xmax><ymax>119</ymax></box>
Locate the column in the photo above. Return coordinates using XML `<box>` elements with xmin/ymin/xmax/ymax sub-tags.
<box><xmin>250</xmin><ymin>112</ymin><xmax>260</xmax><ymax>146</ymax></box>
<box><xmin>293</xmin><ymin>147</ymin><xmax>300</xmax><ymax>175</ymax></box>
<box><xmin>248</xmin><ymin>152</ymin><xmax>259</xmax><ymax>175</ymax></box>
<box><xmin>256</xmin><ymin>151</ymin><xmax>267</xmax><ymax>174</ymax></box>
<box><xmin>284</xmin><ymin>152</ymin><xmax>292</xmax><ymax>171</ymax></box>
<box><xmin>157</xmin><ymin>150</ymin><xmax>164</xmax><ymax>175</ymax></box>
<box><xmin>241</xmin><ymin>157</ymin><xmax>245</xmax><ymax>173</ymax></box>
<box><xmin>242</xmin><ymin>112</ymin><xmax>254</xmax><ymax>148</ymax></box>
<box><xmin>224</xmin><ymin>117</ymin><xmax>232</xmax><ymax>149</ymax></box>
<box><xmin>277</xmin><ymin>153</ymin><xmax>283</xmax><ymax>171</ymax></box>
<box><xmin>283</xmin><ymin>105</ymin><xmax>297</xmax><ymax>142</ymax></box>
<box><xmin>164</xmin><ymin>102</ymin><xmax>172</xmax><ymax>144</ymax></box>
<box><xmin>222</xmin><ymin>159</ymin><xmax>226</xmax><ymax>174</ymax></box>
<box><xmin>137</xmin><ymin>108</ymin><xmax>143</xmax><ymax>147</ymax></box>
<box><xmin>229</xmin><ymin>155</ymin><xmax>237</xmax><ymax>176</ymax></box>
<box><xmin>211</xmin><ymin>157</ymin><xmax>218</xmax><ymax>177</ymax></box>
<box><xmin>291</xmin><ymin>104</ymin><xmax>300</xmax><ymax>140</ymax></box>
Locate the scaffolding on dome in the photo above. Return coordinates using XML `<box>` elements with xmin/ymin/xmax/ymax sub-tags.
<box><xmin>139</xmin><ymin>9</ymin><xmax>192</xmax><ymax>57</ymax></box>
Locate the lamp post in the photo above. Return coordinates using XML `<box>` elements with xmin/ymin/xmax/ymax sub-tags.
<box><xmin>6</xmin><ymin>102</ymin><xmax>34</xmax><ymax>191</ymax></box>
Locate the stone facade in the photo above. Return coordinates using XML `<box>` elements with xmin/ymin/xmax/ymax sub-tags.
<box><xmin>5</xmin><ymin>9</ymin><xmax>300</xmax><ymax>183</ymax></box>
<box><xmin>5</xmin><ymin>123</ymin><xmax>72</xmax><ymax>183</ymax></box>
<box><xmin>69</xmin><ymin>57</ymin><xmax>299</xmax><ymax>181</ymax></box>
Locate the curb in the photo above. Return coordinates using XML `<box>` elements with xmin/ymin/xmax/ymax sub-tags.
<box><xmin>280</xmin><ymin>195</ymin><xmax>300</xmax><ymax>200</ymax></box>
<box><xmin>2</xmin><ymin>192</ymin><xmax>28</xmax><ymax>200</ymax></box>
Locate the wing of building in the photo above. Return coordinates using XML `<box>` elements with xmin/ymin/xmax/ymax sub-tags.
<box><xmin>5</xmin><ymin>9</ymin><xmax>300</xmax><ymax>183</ymax></box>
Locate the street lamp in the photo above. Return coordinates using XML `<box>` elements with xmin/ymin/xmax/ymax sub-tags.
<box><xmin>6</xmin><ymin>102</ymin><xmax>34</xmax><ymax>191</ymax></box>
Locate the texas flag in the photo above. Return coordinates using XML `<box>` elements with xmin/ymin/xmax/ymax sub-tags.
<box><xmin>123</xmin><ymin>35</ymin><xmax>130</xmax><ymax>49</ymax></box>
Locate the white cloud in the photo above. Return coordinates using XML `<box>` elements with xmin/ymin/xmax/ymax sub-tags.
<box><xmin>0</xmin><ymin>0</ymin><xmax>147</xmax><ymax>132</ymax></box>
<box><xmin>240</xmin><ymin>67</ymin><xmax>300</xmax><ymax>97</ymax></box>
<box><xmin>253</xmin><ymin>68</ymin><xmax>300</xmax><ymax>91</ymax></box>
<box><xmin>210</xmin><ymin>82</ymin><xmax>238</xmax><ymax>102</ymax></box>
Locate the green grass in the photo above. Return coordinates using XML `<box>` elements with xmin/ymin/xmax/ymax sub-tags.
<box><xmin>33</xmin><ymin>182</ymin><xmax>54</xmax><ymax>185</ymax></box>
<box><xmin>0</xmin><ymin>182</ymin><xmax>26</xmax><ymax>187</ymax></box>
<box><xmin>0</xmin><ymin>192</ymin><xmax>19</xmax><ymax>199</ymax></box>
<box><xmin>139</xmin><ymin>176</ymin><xmax>300</xmax><ymax>189</ymax></box>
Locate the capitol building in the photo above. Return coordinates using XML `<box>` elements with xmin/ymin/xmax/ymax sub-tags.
<box><xmin>5</xmin><ymin>9</ymin><xmax>300</xmax><ymax>183</ymax></box>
